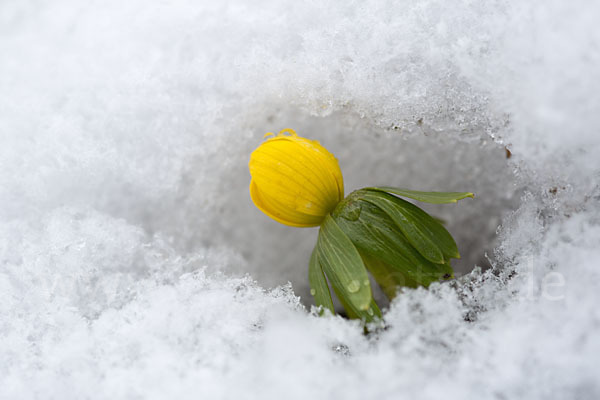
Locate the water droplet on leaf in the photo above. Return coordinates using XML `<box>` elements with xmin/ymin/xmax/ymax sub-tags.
<box><xmin>346</xmin><ymin>280</ymin><xmax>360</xmax><ymax>293</ymax></box>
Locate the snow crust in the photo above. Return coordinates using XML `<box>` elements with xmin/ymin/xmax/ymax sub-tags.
<box><xmin>1</xmin><ymin>0</ymin><xmax>599</xmax><ymax>398</ymax></box>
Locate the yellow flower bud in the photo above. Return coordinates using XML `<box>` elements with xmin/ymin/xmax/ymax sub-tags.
<box><xmin>249</xmin><ymin>129</ymin><xmax>344</xmax><ymax>227</ymax></box>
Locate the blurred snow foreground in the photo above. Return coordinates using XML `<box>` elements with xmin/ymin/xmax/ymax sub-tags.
<box><xmin>1</xmin><ymin>0</ymin><xmax>600</xmax><ymax>398</ymax></box>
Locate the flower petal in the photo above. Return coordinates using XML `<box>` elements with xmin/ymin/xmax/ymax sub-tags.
<box><xmin>250</xmin><ymin>180</ymin><xmax>323</xmax><ymax>227</ymax></box>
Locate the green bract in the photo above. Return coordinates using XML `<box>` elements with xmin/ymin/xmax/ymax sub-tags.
<box><xmin>310</xmin><ymin>187</ymin><xmax>473</xmax><ymax>322</ymax></box>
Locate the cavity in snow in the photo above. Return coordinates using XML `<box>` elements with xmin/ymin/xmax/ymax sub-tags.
<box><xmin>1</xmin><ymin>1</ymin><xmax>599</xmax><ymax>399</ymax></box>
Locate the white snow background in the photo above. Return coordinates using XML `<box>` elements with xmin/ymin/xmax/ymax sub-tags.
<box><xmin>1</xmin><ymin>0</ymin><xmax>599</xmax><ymax>399</ymax></box>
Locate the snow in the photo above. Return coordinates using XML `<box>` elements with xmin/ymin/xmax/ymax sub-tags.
<box><xmin>1</xmin><ymin>0</ymin><xmax>599</xmax><ymax>398</ymax></box>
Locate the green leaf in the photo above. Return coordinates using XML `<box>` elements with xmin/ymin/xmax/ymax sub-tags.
<box><xmin>361</xmin><ymin>190</ymin><xmax>460</xmax><ymax>263</ymax></box>
<box><xmin>334</xmin><ymin>199</ymin><xmax>454</xmax><ymax>297</ymax></box>
<box><xmin>368</xmin><ymin>298</ymin><xmax>382</xmax><ymax>320</ymax></box>
<box><xmin>317</xmin><ymin>215</ymin><xmax>373</xmax><ymax>314</ymax></box>
<box><xmin>367</xmin><ymin>187</ymin><xmax>474</xmax><ymax>204</ymax></box>
<box><xmin>359</xmin><ymin>252</ymin><xmax>411</xmax><ymax>299</ymax></box>
<box><xmin>308</xmin><ymin>246</ymin><xmax>335</xmax><ymax>315</ymax></box>
<box><xmin>330</xmin><ymin>283</ymin><xmax>382</xmax><ymax>322</ymax></box>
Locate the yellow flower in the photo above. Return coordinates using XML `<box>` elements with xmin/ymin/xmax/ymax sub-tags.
<box><xmin>249</xmin><ymin>129</ymin><xmax>344</xmax><ymax>227</ymax></box>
